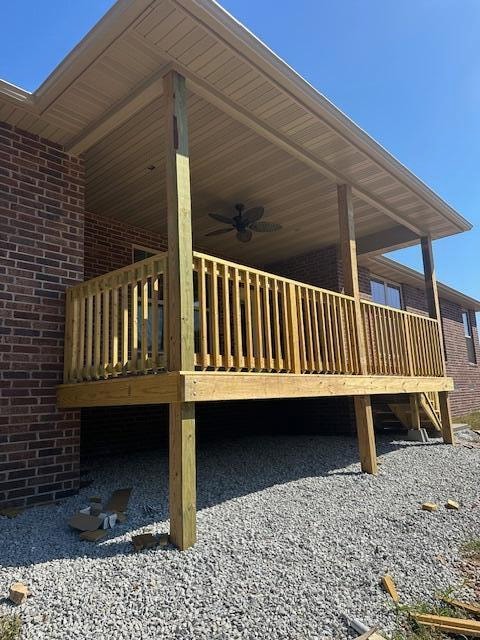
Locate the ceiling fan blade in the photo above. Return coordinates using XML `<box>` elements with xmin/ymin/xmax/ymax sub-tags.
<box><xmin>205</xmin><ymin>228</ymin><xmax>234</xmax><ymax>237</ymax></box>
<box><xmin>237</xmin><ymin>229</ymin><xmax>252</xmax><ymax>243</ymax></box>
<box><xmin>250</xmin><ymin>221</ymin><xmax>282</xmax><ymax>232</ymax></box>
<box><xmin>208</xmin><ymin>212</ymin><xmax>234</xmax><ymax>225</ymax></box>
<box><xmin>242</xmin><ymin>206</ymin><xmax>264</xmax><ymax>224</ymax></box>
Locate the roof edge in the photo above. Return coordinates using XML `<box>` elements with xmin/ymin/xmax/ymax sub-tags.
<box><xmin>371</xmin><ymin>256</ymin><xmax>480</xmax><ymax>311</ymax></box>
<box><xmin>176</xmin><ymin>0</ymin><xmax>472</xmax><ymax>233</ymax></box>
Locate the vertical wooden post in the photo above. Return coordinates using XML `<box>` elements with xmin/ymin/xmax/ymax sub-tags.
<box><xmin>409</xmin><ymin>393</ymin><xmax>421</xmax><ymax>430</ymax></box>
<box><xmin>353</xmin><ymin>396</ymin><xmax>378</xmax><ymax>475</ymax></box>
<box><xmin>438</xmin><ymin>391</ymin><xmax>454</xmax><ymax>445</ymax></box>
<box><xmin>164</xmin><ymin>70</ymin><xmax>197</xmax><ymax>548</ymax></box>
<box><xmin>169</xmin><ymin>401</ymin><xmax>196</xmax><ymax>550</ymax></box>
<box><xmin>338</xmin><ymin>184</ymin><xmax>377</xmax><ymax>474</ymax></box>
<box><xmin>421</xmin><ymin>236</ymin><xmax>454</xmax><ymax>444</ymax></box>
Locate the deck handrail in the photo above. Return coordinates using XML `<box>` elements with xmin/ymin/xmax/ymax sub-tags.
<box><xmin>64</xmin><ymin>252</ymin><xmax>168</xmax><ymax>383</ymax></box>
<box><xmin>63</xmin><ymin>250</ymin><xmax>445</xmax><ymax>382</ymax></box>
<box><xmin>360</xmin><ymin>299</ymin><xmax>443</xmax><ymax>377</ymax></box>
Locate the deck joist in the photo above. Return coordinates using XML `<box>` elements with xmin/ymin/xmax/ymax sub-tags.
<box><xmin>57</xmin><ymin>372</ymin><xmax>454</xmax><ymax>408</ymax></box>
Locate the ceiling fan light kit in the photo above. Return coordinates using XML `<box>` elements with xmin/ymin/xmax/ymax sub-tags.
<box><xmin>206</xmin><ymin>203</ymin><xmax>282</xmax><ymax>243</ymax></box>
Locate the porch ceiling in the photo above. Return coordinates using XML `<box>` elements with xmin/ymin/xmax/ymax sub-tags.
<box><xmin>85</xmin><ymin>92</ymin><xmax>395</xmax><ymax>264</ymax></box>
<box><xmin>0</xmin><ymin>0</ymin><xmax>472</xmax><ymax>261</ymax></box>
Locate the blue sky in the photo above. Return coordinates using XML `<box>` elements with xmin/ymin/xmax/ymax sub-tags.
<box><xmin>1</xmin><ymin>1</ymin><xmax>479</xmax><ymax>299</ymax></box>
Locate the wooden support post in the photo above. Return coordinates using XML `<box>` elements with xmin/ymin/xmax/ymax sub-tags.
<box><xmin>337</xmin><ymin>184</ymin><xmax>367</xmax><ymax>375</ymax></box>
<box><xmin>438</xmin><ymin>391</ymin><xmax>454</xmax><ymax>445</ymax></box>
<box><xmin>354</xmin><ymin>395</ymin><xmax>378</xmax><ymax>475</ymax></box>
<box><xmin>164</xmin><ymin>70</ymin><xmax>195</xmax><ymax>372</ymax></box>
<box><xmin>164</xmin><ymin>70</ymin><xmax>197</xmax><ymax>547</ymax></box>
<box><xmin>169</xmin><ymin>401</ymin><xmax>196</xmax><ymax>550</ymax></box>
<box><xmin>409</xmin><ymin>393</ymin><xmax>421</xmax><ymax>430</ymax></box>
<box><xmin>338</xmin><ymin>184</ymin><xmax>377</xmax><ymax>473</ymax></box>
<box><xmin>421</xmin><ymin>236</ymin><xmax>454</xmax><ymax>444</ymax></box>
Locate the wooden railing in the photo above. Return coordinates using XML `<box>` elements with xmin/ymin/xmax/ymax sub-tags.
<box><xmin>63</xmin><ymin>251</ymin><xmax>445</xmax><ymax>383</ymax></box>
<box><xmin>193</xmin><ymin>252</ymin><xmax>360</xmax><ymax>374</ymax></box>
<box><xmin>63</xmin><ymin>253</ymin><xmax>168</xmax><ymax>383</ymax></box>
<box><xmin>361</xmin><ymin>300</ymin><xmax>444</xmax><ymax>377</ymax></box>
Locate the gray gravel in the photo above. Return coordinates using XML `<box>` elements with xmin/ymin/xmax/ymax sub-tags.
<box><xmin>1</xmin><ymin>432</ymin><xmax>479</xmax><ymax>639</ymax></box>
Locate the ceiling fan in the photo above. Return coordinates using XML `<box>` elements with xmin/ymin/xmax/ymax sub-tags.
<box><xmin>205</xmin><ymin>203</ymin><xmax>282</xmax><ymax>243</ymax></box>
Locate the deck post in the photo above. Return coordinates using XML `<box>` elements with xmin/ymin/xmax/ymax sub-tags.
<box><xmin>409</xmin><ymin>393</ymin><xmax>421</xmax><ymax>430</ymax></box>
<box><xmin>353</xmin><ymin>396</ymin><xmax>378</xmax><ymax>475</ymax></box>
<box><xmin>164</xmin><ymin>70</ymin><xmax>197</xmax><ymax>548</ymax></box>
<box><xmin>337</xmin><ymin>184</ymin><xmax>377</xmax><ymax>474</ymax></box>
<box><xmin>421</xmin><ymin>236</ymin><xmax>454</xmax><ymax>444</ymax></box>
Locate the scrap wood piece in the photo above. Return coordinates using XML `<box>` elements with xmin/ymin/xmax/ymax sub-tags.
<box><xmin>441</xmin><ymin>597</ymin><xmax>480</xmax><ymax>616</ymax></box>
<box><xmin>413</xmin><ymin>613</ymin><xmax>480</xmax><ymax>637</ymax></box>
<box><xmin>105</xmin><ymin>488</ymin><xmax>132</xmax><ymax>513</ymax></box>
<box><xmin>381</xmin><ymin>574</ymin><xmax>399</xmax><ymax>602</ymax></box>
<box><xmin>79</xmin><ymin>529</ymin><xmax>108</xmax><ymax>543</ymax></box>
<box><xmin>68</xmin><ymin>513</ymin><xmax>103</xmax><ymax>532</ymax></box>
<box><xmin>355</xmin><ymin>626</ymin><xmax>378</xmax><ymax>640</ymax></box>
<box><xmin>132</xmin><ymin>532</ymin><xmax>169</xmax><ymax>552</ymax></box>
<box><xmin>0</xmin><ymin>507</ymin><xmax>24</xmax><ymax>519</ymax></box>
<box><xmin>446</xmin><ymin>499</ymin><xmax>460</xmax><ymax>510</ymax></box>
<box><xmin>422</xmin><ymin>502</ymin><xmax>438</xmax><ymax>512</ymax></box>
<box><xmin>346</xmin><ymin>616</ymin><xmax>388</xmax><ymax>640</ymax></box>
<box><xmin>9</xmin><ymin>582</ymin><xmax>30</xmax><ymax>606</ymax></box>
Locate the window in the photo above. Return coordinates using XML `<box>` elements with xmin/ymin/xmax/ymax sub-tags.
<box><xmin>462</xmin><ymin>310</ymin><xmax>476</xmax><ymax>364</ymax></box>
<box><xmin>370</xmin><ymin>277</ymin><xmax>403</xmax><ymax>310</ymax></box>
<box><xmin>133</xmin><ymin>246</ymin><xmax>157</xmax><ymax>263</ymax></box>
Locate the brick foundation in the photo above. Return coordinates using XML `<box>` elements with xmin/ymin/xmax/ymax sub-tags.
<box><xmin>0</xmin><ymin>122</ymin><xmax>84</xmax><ymax>507</ymax></box>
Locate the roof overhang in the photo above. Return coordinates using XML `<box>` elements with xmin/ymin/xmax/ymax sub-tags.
<box><xmin>0</xmin><ymin>0</ymin><xmax>473</xmax><ymax>263</ymax></box>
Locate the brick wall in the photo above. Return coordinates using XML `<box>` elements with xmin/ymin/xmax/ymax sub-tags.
<box><xmin>0</xmin><ymin>122</ymin><xmax>84</xmax><ymax>508</ymax></box>
<box><xmin>84</xmin><ymin>211</ymin><xmax>167</xmax><ymax>279</ymax></box>
<box><xmin>362</xmin><ymin>265</ymin><xmax>480</xmax><ymax>416</ymax></box>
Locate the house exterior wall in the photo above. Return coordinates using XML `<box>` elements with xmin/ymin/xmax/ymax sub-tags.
<box><xmin>0</xmin><ymin>122</ymin><xmax>84</xmax><ymax>508</ymax></box>
<box><xmin>365</xmin><ymin>266</ymin><xmax>480</xmax><ymax>416</ymax></box>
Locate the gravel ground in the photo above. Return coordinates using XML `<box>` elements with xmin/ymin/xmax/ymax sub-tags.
<box><xmin>1</xmin><ymin>431</ymin><xmax>479</xmax><ymax>640</ymax></box>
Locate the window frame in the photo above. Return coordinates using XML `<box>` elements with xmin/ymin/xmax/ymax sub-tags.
<box><xmin>462</xmin><ymin>309</ymin><xmax>477</xmax><ymax>364</ymax></box>
<box><xmin>370</xmin><ymin>275</ymin><xmax>404</xmax><ymax>310</ymax></box>
<box><xmin>132</xmin><ymin>245</ymin><xmax>163</xmax><ymax>263</ymax></box>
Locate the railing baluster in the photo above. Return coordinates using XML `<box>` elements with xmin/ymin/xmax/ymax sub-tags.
<box><xmin>210</xmin><ymin>261</ymin><xmax>219</xmax><ymax>369</ymax></box>
<box><xmin>102</xmin><ymin>286</ymin><xmax>110</xmax><ymax>378</ymax></box>
<box><xmin>140</xmin><ymin>266</ymin><xmax>148</xmax><ymax>372</ymax></box>
<box><xmin>253</xmin><ymin>273</ymin><xmax>263</xmax><ymax>370</ymax></box>
<box><xmin>131</xmin><ymin>273</ymin><xmax>138</xmax><ymax>371</ymax></box>
<box><xmin>263</xmin><ymin>276</ymin><xmax>273</xmax><ymax>370</ymax></box>
<box><xmin>297</xmin><ymin>286</ymin><xmax>307</xmax><ymax>372</ymax></box>
<box><xmin>198</xmin><ymin>257</ymin><xmax>208</xmax><ymax>369</ymax></box>
<box><xmin>232</xmin><ymin>267</ymin><xmax>243</xmax><ymax>370</ymax></box>
<box><xmin>78</xmin><ymin>295</ymin><xmax>85</xmax><ymax>381</ymax></box>
<box><xmin>244</xmin><ymin>271</ymin><xmax>254</xmax><ymax>370</ymax></box>
<box><xmin>151</xmin><ymin>265</ymin><xmax>159</xmax><ymax>370</ymax></box>
<box><xmin>222</xmin><ymin>263</ymin><xmax>231</xmax><ymax>369</ymax></box>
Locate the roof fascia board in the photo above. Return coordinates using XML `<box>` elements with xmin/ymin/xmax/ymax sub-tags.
<box><xmin>173</xmin><ymin>0</ymin><xmax>471</xmax><ymax>232</ymax></box>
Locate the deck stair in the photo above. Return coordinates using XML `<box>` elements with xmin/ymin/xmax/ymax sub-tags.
<box><xmin>373</xmin><ymin>393</ymin><xmax>442</xmax><ymax>434</ymax></box>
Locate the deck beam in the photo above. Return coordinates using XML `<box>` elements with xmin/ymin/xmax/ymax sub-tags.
<box><xmin>57</xmin><ymin>373</ymin><xmax>454</xmax><ymax>408</ymax></box>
